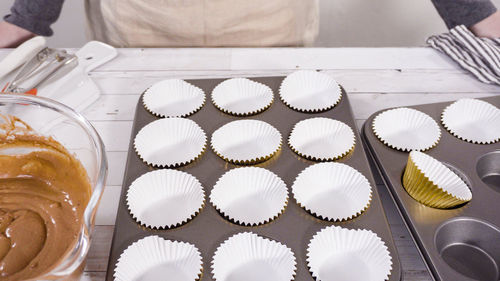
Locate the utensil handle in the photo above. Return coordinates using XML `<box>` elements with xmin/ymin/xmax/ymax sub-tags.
<box><xmin>0</xmin><ymin>36</ymin><xmax>47</xmax><ymax>79</ymax></box>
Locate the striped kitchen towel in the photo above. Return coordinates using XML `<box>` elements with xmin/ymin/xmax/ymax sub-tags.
<box><xmin>427</xmin><ymin>25</ymin><xmax>500</xmax><ymax>86</ymax></box>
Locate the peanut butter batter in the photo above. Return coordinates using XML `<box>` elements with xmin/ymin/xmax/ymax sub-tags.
<box><xmin>0</xmin><ymin>116</ymin><xmax>91</xmax><ymax>280</ymax></box>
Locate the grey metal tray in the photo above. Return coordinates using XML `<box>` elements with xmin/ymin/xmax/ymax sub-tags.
<box><xmin>105</xmin><ymin>76</ymin><xmax>402</xmax><ymax>281</ymax></box>
<box><xmin>361</xmin><ymin>96</ymin><xmax>500</xmax><ymax>281</ymax></box>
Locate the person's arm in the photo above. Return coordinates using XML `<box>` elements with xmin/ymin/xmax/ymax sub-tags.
<box><xmin>0</xmin><ymin>0</ymin><xmax>64</xmax><ymax>48</ymax></box>
<box><xmin>0</xmin><ymin>21</ymin><xmax>34</xmax><ymax>48</ymax></box>
<box><xmin>469</xmin><ymin>11</ymin><xmax>500</xmax><ymax>38</ymax></box>
<box><xmin>431</xmin><ymin>0</ymin><xmax>500</xmax><ymax>38</ymax></box>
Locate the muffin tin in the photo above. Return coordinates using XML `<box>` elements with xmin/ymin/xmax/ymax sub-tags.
<box><xmin>361</xmin><ymin>96</ymin><xmax>500</xmax><ymax>281</ymax></box>
<box><xmin>105</xmin><ymin>76</ymin><xmax>402</xmax><ymax>280</ymax></box>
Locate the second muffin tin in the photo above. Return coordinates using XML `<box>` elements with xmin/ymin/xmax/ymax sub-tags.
<box><xmin>362</xmin><ymin>96</ymin><xmax>500</xmax><ymax>281</ymax></box>
<box><xmin>105</xmin><ymin>75</ymin><xmax>402</xmax><ymax>280</ymax></box>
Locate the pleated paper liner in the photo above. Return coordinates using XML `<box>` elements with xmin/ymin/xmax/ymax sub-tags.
<box><xmin>211</xmin><ymin>78</ymin><xmax>274</xmax><ymax>116</ymax></box>
<box><xmin>126</xmin><ymin>169</ymin><xmax>205</xmax><ymax>229</ymax></box>
<box><xmin>134</xmin><ymin>118</ymin><xmax>207</xmax><ymax>168</ymax></box>
<box><xmin>142</xmin><ymin>79</ymin><xmax>205</xmax><ymax>118</ymax></box>
<box><xmin>210</xmin><ymin>167</ymin><xmax>288</xmax><ymax>226</ymax></box>
<box><xmin>292</xmin><ymin>162</ymin><xmax>372</xmax><ymax>222</ymax></box>
<box><xmin>211</xmin><ymin>232</ymin><xmax>297</xmax><ymax>281</ymax></box>
<box><xmin>307</xmin><ymin>225</ymin><xmax>392</xmax><ymax>281</ymax></box>
<box><xmin>372</xmin><ymin>107</ymin><xmax>441</xmax><ymax>152</ymax></box>
<box><xmin>279</xmin><ymin>70</ymin><xmax>342</xmax><ymax>112</ymax></box>
<box><xmin>403</xmin><ymin>151</ymin><xmax>472</xmax><ymax>209</ymax></box>
<box><xmin>288</xmin><ymin>117</ymin><xmax>355</xmax><ymax>161</ymax></box>
<box><xmin>441</xmin><ymin>98</ymin><xmax>500</xmax><ymax>144</ymax></box>
<box><xmin>211</xmin><ymin>119</ymin><xmax>282</xmax><ymax>164</ymax></box>
<box><xmin>114</xmin><ymin>235</ymin><xmax>203</xmax><ymax>281</ymax></box>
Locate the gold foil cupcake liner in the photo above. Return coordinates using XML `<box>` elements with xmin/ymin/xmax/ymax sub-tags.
<box><xmin>142</xmin><ymin>79</ymin><xmax>206</xmax><ymax>118</ymax></box>
<box><xmin>441</xmin><ymin>98</ymin><xmax>500</xmax><ymax>144</ymax></box>
<box><xmin>403</xmin><ymin>151</ymin><xmax>472</xmax><ymax>209</ymax></box>
<box><xmin>211</xmin><ymin>78</ymin><xmax>274</xmax><ymax>116</ymax></box>
<box><xmin>279</xmin><ymin>70</ymin><xmax>342</xmax><ymax>113</ymax></box>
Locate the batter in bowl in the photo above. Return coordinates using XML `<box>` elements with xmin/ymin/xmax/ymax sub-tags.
<box><xmin>0</xmin><ymin>116</ymin><xmax>91</xmax><ymax>280</ymax></box>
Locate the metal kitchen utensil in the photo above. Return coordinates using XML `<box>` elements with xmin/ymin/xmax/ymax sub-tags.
<box><xmin>361</xmin><ymin>96</ymin><xmax>500</xmax><ymax>281</ymax></box>
<box><xmin>3</xmin><ymin>47</ymin><xmax>77</xmax><ymax>95</ymax></box>
<box><xmin>105</xmin><ymin>76</ymin><xmax>403</xmax><ymax>281</ymax></box>
<box><xmin>0</xmin><ymin>40</ymin><xmax>117</xmax><ymax>113</ymax></box>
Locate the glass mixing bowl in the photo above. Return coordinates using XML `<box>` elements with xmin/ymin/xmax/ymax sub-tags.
<box><xmin>0</xmin><ymin>94</ymin><xmax>107</xmax><ymax>280</ymax></box>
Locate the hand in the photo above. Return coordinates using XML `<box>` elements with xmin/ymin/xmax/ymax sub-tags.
<box><xmin>470</xmin><ymin>11</ymin><xmax>500</xmax><ymax>38</ymax></box>
<box><xmin>0</xmin><ymin>21</ymin><xmax>35</xmax><ymax>48</ymax></box>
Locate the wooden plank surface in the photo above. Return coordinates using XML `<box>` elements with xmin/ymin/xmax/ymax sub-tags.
<box><xmin>0</xmin><ymin>48</ymin><xmax>456</xmax><ymax>71</ymax></box>
<box><xmin>88</xmin><ymin>69</ymin><xmax>500</xmax><ymax>94</ymax></box>
<box><xmin>90</xmin><ymin>48</ymin><xmax>460</xmax><ymax>71</ymax></box>
<box><xmin>1</xmin><ymin>48</ymin><xmax>497</xmax><ymax>280</ymax></box>
<box><xmin>0</xmin><ymin>47</ymin><xmax>490</xmax><ymax>71</ymax></box>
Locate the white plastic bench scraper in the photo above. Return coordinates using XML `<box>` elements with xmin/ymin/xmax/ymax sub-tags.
<box><xmin>36</xmin><ymin>41</ymin><xmax>117</xmax><ymax>112</ymax></box>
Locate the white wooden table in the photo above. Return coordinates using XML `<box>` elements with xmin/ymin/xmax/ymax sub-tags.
<box><xmin>2</xmin><ymin>48</ymin><xmax>499</xmax><ymax>280</ymax></box>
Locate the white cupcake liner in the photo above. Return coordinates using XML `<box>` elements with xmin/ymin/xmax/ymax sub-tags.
<box><xmin>126</xmin><ymin>169</ymin><xmax>205</xmax><ymax>229</ymax></box>
<box><xmin>403</xmin><ymin>151</ymin><xmax>472</xmax><ymax>208</ymax></box>
<box><xmin>210</xmin><ymin>167</ymin><xmax>287</xmax><ymax>226</ymax></box>
<box><xmin>211</xmin><ymin>120</ymin><xmax>282</xmax><ymax>164</ymax></box>
<box><xmin>211</xmin><ymin>78</ymin><xmax>274</xmax><ymax>116</ymax></box>
<box><xmin>288</xmin><ymin>117</ymin><xmax>355</xmax><ymax>161</ymax></box>
<box><xmin>292</xmin><ymin>162</ymin><xmax>372</xmax><ymax>221</ymax></box>
<box><xmin>134</xmin><ymin>118</ymin><xmax>207</xmax><ymax>167</ymax></box>
<box><xmin>142</xmin><ymin>79</ymin><xmax>205</xmax><ymax>118</ymax></box>
<box><xmin>279</xmin><ymin>70</ymin><xmax>342</xmax><ymax>112</ymax></box>
<box><xmin>372</xmin><ymin>107</ymin><xmax>441</xmax><ymax>151</ymax></box>
<box><xmin>441</xmin><ymin>98</ymin><xmax>500</xmax><ymax>144</ymax></box>
<box><xmin>307</xmin><ymin>225</ymin><xmax>392</xmax><ymax>281</ymax></box>
<box><xmin>409</xmin><ymin>151</ymin><xmax>472</xmax><ymax>201</ymax></box>
<box><xmin>211</xmin><ymin>232</ymin><xmax>296</xmax><ymax>281</ymax></box>
<box><xmin>114</xmin><ymin>235</ymin><xmax>203</xmax><ymax>281</ymax></box>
